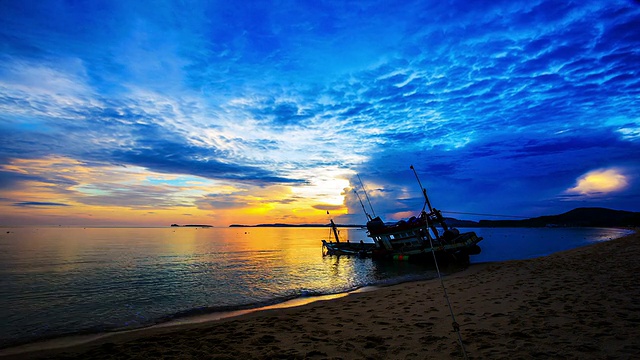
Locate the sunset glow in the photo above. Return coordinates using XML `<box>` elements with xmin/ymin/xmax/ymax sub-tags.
<box><xmin>1</xmin><ymin>1</ymin><xmax>639</xmax><ymax>226</ymax></box>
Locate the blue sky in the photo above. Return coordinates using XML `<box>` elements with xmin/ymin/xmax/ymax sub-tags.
<box><xmin>0</xmin><ymin>0</ymin><xmax>639</xmax><ymax>226</ymax></box>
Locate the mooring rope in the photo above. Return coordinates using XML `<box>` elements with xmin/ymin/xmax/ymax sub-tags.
<box><xmin>422</xmin><ymin>228</ymin><xmax>469</xmax><ymax>360</ymax></box>
<box><xmin>440</xmin><ymin>210</ymin><xmax>530</xmax><ymax>219</ymax></box>
<box><xmin>406</xmin><ymin>165</ymin><xmax>468</xmax><ymax>358</ymax></box>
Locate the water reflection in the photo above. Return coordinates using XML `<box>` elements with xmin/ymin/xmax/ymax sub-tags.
<box><xmin>0</xmin><ymin>226</ymin><xmax>632</xmax><ymax>347</ymax></box>
<box><xmin>468</xmin><ymin>227</ymin><xmax>633</xmax><ymax>262</ymax></box>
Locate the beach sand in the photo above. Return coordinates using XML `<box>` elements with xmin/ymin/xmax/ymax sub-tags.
<box><xmin>2</xmin><ymin>231</ymin><xmax>639</xmax><ymax>359</ymax></box>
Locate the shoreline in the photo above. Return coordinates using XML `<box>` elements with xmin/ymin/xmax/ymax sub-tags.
<box><xmin>0</xmin><ymin>291</ymin><xmax>359</xmax><ymax>357</ymax></box>
<box><xmin>2</xmin><ymin>230</ymin><xmax>639</xmax><ymax>359</ymax></box>
<box><xmin>0</xmin><ymin>277</ymin><xmax>432</xmax><ymax>356</ymax></box>
<box><xmin>0</xmin><ymin>278</ymin><xmax>420</xmax><ymax>354</ymax></box>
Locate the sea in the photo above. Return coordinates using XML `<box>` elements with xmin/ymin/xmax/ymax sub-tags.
<box><xmin>0</xmin><ymin>226</ymin><xmax>633</xmax><ymax>349</ymax></box>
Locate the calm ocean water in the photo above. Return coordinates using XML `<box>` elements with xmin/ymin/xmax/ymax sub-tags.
<box><xmin>0</xmin><ymin>226</ymin><xmax>632</xmax><ymax>348</ymax></box>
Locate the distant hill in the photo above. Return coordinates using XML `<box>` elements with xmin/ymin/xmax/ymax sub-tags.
<box><xmin>477</xmin><ymin>207</ymin><xmax>640</xmax><ymax>228</ymax></box>
<box><xmin>227</xmin><ymin>208</ymin><xmax>639</xmax><ymax>229</ymax></box>
<box><xmin>444</xmin><ymin>218</ymin><xmax>480</xmax><ymax>228</ymax></box>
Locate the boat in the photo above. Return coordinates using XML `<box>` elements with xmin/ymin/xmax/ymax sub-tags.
<box><xmin>365</xmin><ymin>207</ymin><xmax>482</xmax><ymax>263</ymax></box>
<box><xmin>322</xmin><ymin>166</ymin><xmax>483</xmax><ymax>263</ymax></box>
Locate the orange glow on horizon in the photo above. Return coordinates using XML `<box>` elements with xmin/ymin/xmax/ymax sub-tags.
<box><xmin>0</xmin><ymin>156</ymin><xmax>353</xmax><ymax>227</ymax></box>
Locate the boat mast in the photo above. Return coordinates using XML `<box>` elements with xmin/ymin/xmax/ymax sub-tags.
<box><xmin>353</xmin><ymin>189</ymin><xmax>373</xmax><ymax>221</ymax></box>
<box><xmin>410</xmin><ymin>165</ymin><xmax>449</xmax><ymax>236</ymax></box>
<box><xmin>329</xmin><ymin>219</ymin><xmax>340</xmax><ymax>243</ymax></box>
<box><xmin>410</xmin><ymin>165</ymin><xmax>433</xmax><ymax>213</ymax></box>
<box><xmin>357</xmin><ymin>174</ymin><xmax>376</xmax><ymax>218</ymax></box>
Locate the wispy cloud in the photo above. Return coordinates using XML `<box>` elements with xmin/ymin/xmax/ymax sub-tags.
<box><xmin>13</xmin><ymin>201</ymin><xmax>70</xmax><ymax>207</ymax></box>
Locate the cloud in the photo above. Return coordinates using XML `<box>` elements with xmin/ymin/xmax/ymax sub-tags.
<box><xmin>312</xmin><ymin>204</ymin><xmax>344</xmax><ymax>212</ymax></box>
<box><xmin>0</xmin><ymin>170</ymin><xmax>47</xmax><ymax>190</ymax></box>
<box><xmin>74</xmin><ymin>183</ymin><xmax>194</xmax><ymax>209</ymax></box>
<box><xmin>566</xmin><ymin>168</ymin><xmax>629</xmax><ymax>196</ymax></box>
<box><xmin>13</xmin><ymin>201</ymin><xmax>70</xmax><ymax>207</ymax></box>
<box><xmin>110</xmin><ymin>138</ymin><xmax>303</xmax><ymax>185</ymax></box>
<box><xmin>195</xmin><ymin>193</ymin><xmax>250</xmax><ymax>210</ymax></box>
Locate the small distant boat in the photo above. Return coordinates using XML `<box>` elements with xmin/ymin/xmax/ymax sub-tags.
<box><xmin>322</xmin><ymin>166</ymin><xmax>482</xmax><ymax>263</ymax></box>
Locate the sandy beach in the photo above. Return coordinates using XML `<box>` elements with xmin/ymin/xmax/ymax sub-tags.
<box><xmin>2</xmin><ymin>230</ymin><xmax>639</xmax><ymax>360</ymax></box>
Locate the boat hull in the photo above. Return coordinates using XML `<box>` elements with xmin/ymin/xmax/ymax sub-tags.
<box><xmin>368</xmin><ymin>231</ymin><xmax>482</xmax><ymax>263</ymax></box>
<box><xmin>321</xmin><ymin>240</ymin><xmax>376</xmax><ymax>257</ymax></box>
<box><xmin>322</xmin><ymin>231</ymin><xmax>482</xmax><ymax>264</ymax></box>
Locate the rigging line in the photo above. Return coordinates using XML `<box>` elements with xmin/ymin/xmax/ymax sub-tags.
<box><xmin>357</xmin><ymin>174</ymin><xmax>376</xmax><ymax>218</ymax></box>
<box><xmin>421</xmin><ymin>221</ymin><xmax>469</xmax><ymax>360</ymax></box>
<box><xmin>325</xmin><ymin>211</ymin><xmax>333</xmax><ymax>241</ymax></box>
<box><xmin>440</xmin><ymin>210</ymin><xmax>530</xmax><ymax>219</ymax></box>
<box><xmin>353</xmin><ymin>189</ymin><xmax>372</xmax><ymax>221</ymax></box>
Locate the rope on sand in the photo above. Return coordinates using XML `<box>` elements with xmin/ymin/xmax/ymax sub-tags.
<box><xmin>420</xmin><ymin>228</ymin><xmax>469</xmax><ymax>360</ymax></box>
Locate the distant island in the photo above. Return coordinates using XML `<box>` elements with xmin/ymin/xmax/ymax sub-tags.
<box><xmin>229</xmin><ymin>208</ymin><xmax>639</xmax><ymax>228</ymax></box>
<box><xmin>170</xmin><ymin>224</ymin><xmax>214</xmax><ymax>228</ymax></box>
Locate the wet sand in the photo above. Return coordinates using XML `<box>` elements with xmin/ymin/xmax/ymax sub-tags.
<box><xmin>2</xmin><ymin>230</ymin><xmax>639</xmax><ymax>359</ymax></box>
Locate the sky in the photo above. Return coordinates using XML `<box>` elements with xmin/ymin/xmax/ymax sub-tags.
<box><xmin>0</xmin><ymin>0</ymin><xmax>639</xmax><ymax>227</ymax></box>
